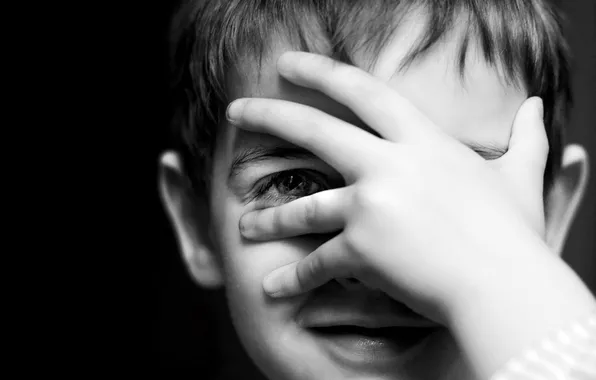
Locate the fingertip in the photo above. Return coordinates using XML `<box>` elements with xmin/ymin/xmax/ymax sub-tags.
<box><xmin>238</xmin><ymin>213</ymin><xmax>254</xmax><ymax>238</ymax></box>
<box><xmin>528</xmin><ymin>96</ymin><xmax>548</xmax><ymax>154</ymax></box>
<box><xmin>534</xmin><ymin>97</ymin><xmax>544</xmax><ymax>120</ymax></box>
<box><xmin>510</xmin><ymin>97</ymin><xmax>546</xmax><ymax>144</ymax></box>
<box><xmin>263</xmin><ymin>275</ymin><xmax>283</xmax><ymax>297</ymax></box>
<box><xmin>516</xmin><ymin>96</ymin><xmax>543</xmax><ymax>124</ymax></box>
<box><xmin>276</xmin><ymin>51</ymin><xmax>299</xmax><ymax>76</ymax></box>
<box><xmin>226</xmin><ymin>98</ymin><xmax>247</xmax><ymax>125</ymax></box>
<box><xmin>262</xmin><ymin>263</ymin><xmax>297</xmax><ymax>297</ymax></box>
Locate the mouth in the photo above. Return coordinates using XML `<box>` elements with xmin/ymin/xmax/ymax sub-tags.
<box><xmin>306</xmin><ymin>324</ymin><xmax>442</xmax><ymax>370</ymax></box>
<box><xmin>295</xmin><ymin>286</ymin><xmax>444</xmax><ymax>370</ymax></box>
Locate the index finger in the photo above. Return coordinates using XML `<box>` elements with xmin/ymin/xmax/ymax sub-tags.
<box><xmin>226</xmin><ymin>97</ymin><xmax>381</xmax><ymax>179</ymax></box>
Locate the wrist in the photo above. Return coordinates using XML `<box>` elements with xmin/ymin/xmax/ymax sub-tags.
<box><xmin>490</xmin><ymin>309</ymin><xmax>596</xmax><ymax>380</ymax></box>
<box><xmin>447</xmin><ymin>238</ymin><xmax>596</xmax><ymax>379</ymax></box>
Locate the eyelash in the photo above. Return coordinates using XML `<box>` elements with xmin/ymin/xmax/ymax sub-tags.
<box><xmin>249</xmin><ymin>169</ymin><xmax>331</xmax><ymax>205</ymax></box>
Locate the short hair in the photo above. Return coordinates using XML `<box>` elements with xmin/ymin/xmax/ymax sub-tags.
<box><xmin>168</xmin><ymin>0</ymin><xmax>571</xmax><ymax>199</ymax></box>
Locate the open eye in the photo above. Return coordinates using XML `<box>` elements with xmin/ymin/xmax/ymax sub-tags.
<box><xmin>252</xmin><ymin>169</ymin><xmax>330</xmax><ymax>204</ymax></box>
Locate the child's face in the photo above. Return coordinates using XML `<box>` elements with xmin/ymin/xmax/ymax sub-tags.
<box><xmin>159</xmin><ymin>15</ymin><xmax>586</xmax><ymax>380</ymax></box>
<box><xmin>208</xmin><ymin>24</ymin><xmax>526</xmax><ymax>380</ymax></box>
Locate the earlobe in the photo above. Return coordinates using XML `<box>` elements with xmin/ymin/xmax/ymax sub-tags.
<box><xmin>158</xmin><ymin>151</ymin><xmax>224</xmax><ymax>288</ymax></box>
<box><xmin>544</xmin><ymin>144</ymin><xmax>590</xmax><ymax>256</ymax></box>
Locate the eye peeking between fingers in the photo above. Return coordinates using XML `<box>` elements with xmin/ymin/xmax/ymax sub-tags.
<box><xmin>246</xmin><ymin>169</ymin><xmax>333</xmax><ymax>206</ymax></box>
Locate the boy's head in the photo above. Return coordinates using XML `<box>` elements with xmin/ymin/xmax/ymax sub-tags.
<box><xmin>159</xmin><ymin>1</ymin><xmax>589</xmax><ymax>378</ymax></box>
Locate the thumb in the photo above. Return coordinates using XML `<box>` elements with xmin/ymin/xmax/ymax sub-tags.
<box><xmin>500</xmin><ymin>97</ymin><xmax>548</xmax><ymax>177</ymax></box>
<box><xmin>497</xmin><ymin>97</ymin><xmax>548</xmax><ymax>236</ymax></box>
<box><xmin>262</xmin><ymin>236</ymin><xmax>349</xmax><ymax>297</ymax></box>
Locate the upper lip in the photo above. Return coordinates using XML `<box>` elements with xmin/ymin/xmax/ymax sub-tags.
<box><xmin>296</xmin><ymin>289</ymin><xmax>442</xmax><ymax>329</ymax></box>
<box><xmin>299</xmin><ymin>313</ymin><xmax>439</xmax><ymax>328</ymax></box>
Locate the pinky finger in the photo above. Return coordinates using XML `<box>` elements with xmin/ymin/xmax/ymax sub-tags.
<box><xmin>262</xmin><ymin>235</ymin><xmax>351</xmax><ymax>297</ymax></box>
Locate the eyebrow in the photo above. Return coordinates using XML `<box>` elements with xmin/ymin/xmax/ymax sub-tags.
<box><xmin>228</xmin><ymin>141</ymin><xmax>507</xmax><ymax>182</ymax></box>
<box><xmin>228</xmin><ymin>145</ymin><xmax>319</xmax><ymax>183</ymax></box>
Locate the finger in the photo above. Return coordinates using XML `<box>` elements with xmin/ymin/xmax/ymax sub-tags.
<box><xmin>226</xmin><ymin>98</ymin><xmax>379</xmax><ymax>178</ymax></box>
<box><xmin>275</xmin><ymin>51</ymin><xmax>435</xmax><ymax>142</ymax></box>
<box><xmin>497</xmin><ymin>97</ymin><xmax>547</xmax><ymax>233</ymax></box>
<box><xmin>262</xmin><ymin>235</ymin><xmax>350</xmax><ymax>297</ymax></box>
<box><xmin>499</xmin><ymin>97</ymin><xmax>548</xmax><ymax>185</ymax></box>
<box><xmin>240</xmin><ymin>187</ymin><xmax>350</xmax><ymax>241</ymax></box>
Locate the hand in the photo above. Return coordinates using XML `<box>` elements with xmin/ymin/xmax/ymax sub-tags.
<box><xmin>227</xmin><ymin>52</ymin><xmax>596</xmax><ymax>379</ymax></box>
<box><xmin>227</xmin><ymin>51</ymin><xmax>547</xmax><ymax>322</ymax></box>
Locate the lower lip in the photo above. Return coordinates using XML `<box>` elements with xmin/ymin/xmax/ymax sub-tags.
<box><xmin>309</xmin><ymin>326</ymin><xmax>440</xmax><ymax>370</ymax></box>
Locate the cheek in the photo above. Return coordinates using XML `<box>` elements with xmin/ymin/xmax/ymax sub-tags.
<box><xmin>221</xmin><ymin>233</ymin><xmax>319</xmax><ymax>314</ymax></box>
<box><xmin>216</xmin><ymin>209</ymin><xmax>330</xmax><ymax>377</ymax></box>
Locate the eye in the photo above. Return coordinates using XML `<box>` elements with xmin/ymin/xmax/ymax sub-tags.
<box><xmin>250</xmin><ymin>169</ymin><xmax>331</xmax><ymax>205</ymax></box>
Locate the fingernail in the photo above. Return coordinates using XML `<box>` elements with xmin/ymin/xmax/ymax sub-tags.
<box><xmin>263</xmin><ymin>273</ymin><xmax>281</xmax><ymax>296</ymax></box>
<box><xmin>226</xmin><ymin>99</ymin><xmax>245</xmax><ymax>124</ymax></box>
<box><xmin>263</xmin><ymin>266</ymin><xmax>290</xmax><ymax>297</ymax></box>
<box><xmin>239</xmin><ymin>214</ymin><xmax>253</xmax><ymax>237</ymax></box>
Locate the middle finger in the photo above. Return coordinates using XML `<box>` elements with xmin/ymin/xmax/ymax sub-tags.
<box><xmin>276</xmin><ymin>51</ymin><xmax>435</xmax><ymax>142</ymax></box>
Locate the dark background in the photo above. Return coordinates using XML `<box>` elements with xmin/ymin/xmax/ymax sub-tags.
<box><xmin>150</xmin><ymin>1</ymin><xmax>596</xmax><ymax>377</ymax></box>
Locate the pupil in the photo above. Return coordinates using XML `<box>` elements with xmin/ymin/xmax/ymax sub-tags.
<box><xmin>281</xmin><ymin>174</ymin><xmax>304</xmax><ymax>192</ymax></box>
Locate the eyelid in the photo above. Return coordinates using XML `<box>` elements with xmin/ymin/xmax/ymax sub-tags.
<box><xmin>231</xmin><ymin>158</ymin><xmax>340</xmax><ymax>195</ymax></box>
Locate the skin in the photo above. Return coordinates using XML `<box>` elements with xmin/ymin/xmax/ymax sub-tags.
<box><xmin>159</xmin><ymin>18</ymin><xmax>592</xmax><ymax>380</ymax></box>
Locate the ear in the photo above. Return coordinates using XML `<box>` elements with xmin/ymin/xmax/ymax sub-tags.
<box><xmin>544</xmin><ymin>144</ymin><xmax>590</xmax><ymax>256</ymax></box>
<box><xmin>158</xmin><ymin>151</ymin><xmax>224</xmax><ymax>288</ymax></box>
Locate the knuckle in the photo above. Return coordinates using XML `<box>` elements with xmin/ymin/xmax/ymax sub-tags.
<box><xmin>300</xmin><ymin>115</ymin><xmax>323</xmax><ymax>143</ymax></box>
<box><xmin>269</xmin><ymin>206</ymin><xmax>284</xmax><ymax>235</ymax></box>
<box><xmin>328</xmin><ymin>63</ymin><xmax>365</xmax><ymax>89</ymax></box>
<box><xmin>343</xmin><ymin>225</ymin><xmax>367</xmax><ymax>257</ymax></box>
<box><xmin>306</xmin><ymin>256</ymin><xmax>320</xmax><ymax>281</ymax></box>
<box><xmin>333</xmin><ymin>63</ymin><xmax>358</xmax><ymax>80</ymax></box>
<box><xmin>242</xmin><ymin>99</ymin><xmax>259</xmax><ymax>119</ymax></box>
<box><xmin>353</xmin><ymin>184</ymin><xmax>389</xmax><ymax>210</ymax></box>
<box><xmin>298</xmin><ymin>256</ymin><xmax>320</xmax><ymax>290</ymax></box>
<box><xmin>333</xmin><ymin>66</ymin><xmax>384</xmax><ymax>100</ymax></box>
<box><xmin>259</xmin><ymin>103</ymin><xmax>278</xmax><ymax>124</ymax></box>
<box><xmin>291</xmin><ymin>107</ymin><xmax>328</xmax><ymax>147</ymax></box>
<box><xmin>247</xmin><ymin>100</ymin><xmax>278</xmax><ymax>125</ymax></box>
<box><xmin>301</xmin><ymin>197</ymin><xmax>318</xmax><ymax>227</ymax></box>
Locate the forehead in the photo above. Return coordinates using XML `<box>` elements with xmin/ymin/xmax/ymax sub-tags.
<box><xmin>227</xmin><ymin>13</ymin><xmax>528</xmax><ymax>151</ymax></box>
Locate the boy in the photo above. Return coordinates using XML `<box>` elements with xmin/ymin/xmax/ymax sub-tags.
<box><xmin>159</xmin><ymin>0</ymin><xmax>596</xmax><ymax>379</ymax></box>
